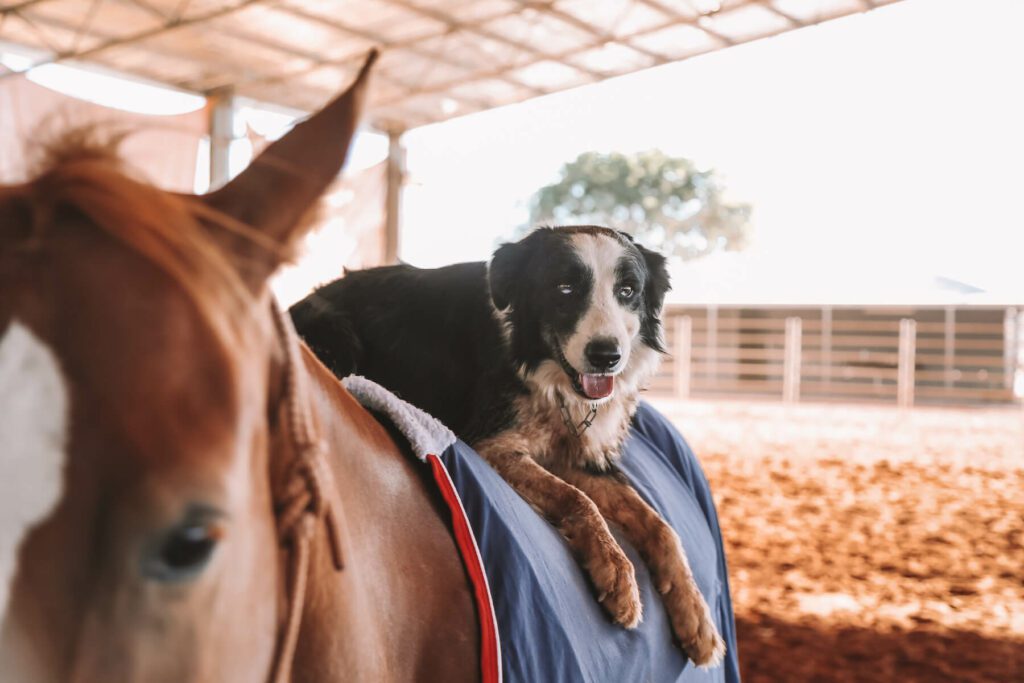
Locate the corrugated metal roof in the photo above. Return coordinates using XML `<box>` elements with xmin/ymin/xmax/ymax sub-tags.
<box><xmin>0</xmin><ymin>0</ymin><xmax>903</xmax><ymax>130</ymax></box>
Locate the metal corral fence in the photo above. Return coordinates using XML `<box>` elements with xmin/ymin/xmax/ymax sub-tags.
<box><xmin>648</xmin><ymin>305</ymin><xmax>1022</xmax><ymax>407</ymax></box>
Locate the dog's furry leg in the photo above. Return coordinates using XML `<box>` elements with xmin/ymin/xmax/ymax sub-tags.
<box><xmin>559</xmin><ymin>467</ymin><xmax>726</xmax><ymax>667</ymax></box>
<box><xmin>475</xmin><ymin>440</ymin><xmax>642</xmax><ymax>628</ymax></box>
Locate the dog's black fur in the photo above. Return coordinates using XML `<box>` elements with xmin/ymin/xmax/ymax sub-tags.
<box><xmin>290</xmin><ymin>226</ymin><xmax>670</xmax><ymax>445</ymax></box>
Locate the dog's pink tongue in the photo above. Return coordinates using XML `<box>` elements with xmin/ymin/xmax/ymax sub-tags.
<box><xmin>580</xmin><ymin>374</ymin><xmax>614</xmax><ymax>399</ymax></box>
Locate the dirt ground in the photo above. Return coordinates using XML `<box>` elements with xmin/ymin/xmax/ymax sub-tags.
<box><xmin>649</xmin><ymin>398</ymin><xmax>1024</xmax><ymax>683</ymax></box>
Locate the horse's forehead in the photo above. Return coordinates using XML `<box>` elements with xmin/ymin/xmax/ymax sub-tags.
<box><xmin>5</xmin><ymin>228</ymin><xmax>263</xmax><ymax>479</ymax></box>
<box><xmin>0</xmin><ymin>320</ymin><xmax>68</xmax><ymax>621</ymax></box>
<box><xmin>1</xmin><ymin>223</ymin><xmax>263</xmax><ymax>492</ymax></box>
<box><xmin>52</xmin><ymin>235</ymin><xmax>247</xmax><ymax>414</ymax></box>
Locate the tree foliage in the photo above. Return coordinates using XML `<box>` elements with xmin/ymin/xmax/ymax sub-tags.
<box><xmin>525</xmin><ymin>150</ymin><xmax>751</xmax><ymax>259</ymax></box>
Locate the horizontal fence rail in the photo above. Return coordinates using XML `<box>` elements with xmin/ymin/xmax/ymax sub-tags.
<box><xmin>649</xmin><ymin>305</ymin><xmax>1021</xmax><ymax>407</ymax></box>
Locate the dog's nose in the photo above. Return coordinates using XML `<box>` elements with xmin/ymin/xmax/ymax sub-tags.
<box><xmin>584</xmin><ymin>339</ymin><xmax>621</xmax><ymax>371</ymax></box>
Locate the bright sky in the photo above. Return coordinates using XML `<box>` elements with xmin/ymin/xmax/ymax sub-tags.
<box><xmin>400</xmin><ymin>0</ymin><xmax>1024</xmax><ymax>304</ymax></box>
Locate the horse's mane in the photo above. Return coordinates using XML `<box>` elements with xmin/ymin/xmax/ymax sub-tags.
<box><xmin>18</xmin><ymin>129</ymin><xmax>274</xmax><ymax>344</ymax></box>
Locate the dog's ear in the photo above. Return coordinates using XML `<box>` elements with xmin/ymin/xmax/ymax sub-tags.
<box><xmin>637</xmin><ymin>243</ymin><xmax>671</xmax><ymax>348</ymax></box>
<box><xmin>490</xmin><ymin>229</ymin><xmax>551</xmax><ymax>309</ymax></box>
<box><xmin>488</xmin><ymin>240</ymin><xmax>525</xmax><ymax>310</ymax></box>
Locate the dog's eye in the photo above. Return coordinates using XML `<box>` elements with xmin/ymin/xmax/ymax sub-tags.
<box><xmin>618</xmin><ymin>285</ymin><xmax>635</xmax><ymax>299</ymax></box>
<box><xmin>557</xmin><ymin>284</ymin><xmax>574</xmax><ymax>295</ymax></box>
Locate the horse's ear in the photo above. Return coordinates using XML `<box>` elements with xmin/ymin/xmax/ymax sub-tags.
<box><xmin>200</xmin><ymin>50</ymin><xmax>377</xmax><ymax>291</ymax></box>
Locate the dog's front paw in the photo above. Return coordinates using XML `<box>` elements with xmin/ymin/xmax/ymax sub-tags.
<box><xmin>589</xmin><ymin>542</ymin><xmax>642</xmax><ymax>628</ymax></box>
<box><xmin>687</xmin><ymin>612</ymin><xmax>726</xmax><ymax>668</ymax></box>
<box><xmin>660</xmin><ymin>576</ymin><xmax>725</xmax><ymax>667</ymax></box>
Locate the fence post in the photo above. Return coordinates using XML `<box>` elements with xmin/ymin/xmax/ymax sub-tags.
<box><xmin>674</xmin><ymin>315</ymin><xmax>692</xmax><ymax>399</ymax></box>
<box><xmin>898</xmin><ymin>318</ymin><xmax>917</xmax><ymax>408</ymax></box>
<box><xmin>706</xmin><ymin>305</ymin><xmax>718</xmax><ymax>380</ymax></box>
<box><xmin>822</xmin><ymin>306</ymin><xmax>832</xmax><ymax>389</ymax></box>
<box><xmin>783</xmin><ymin>316</ymin><xmax>802</xmax><ymax>403</ymax></box>
<box><xmin>1004</xmin><ymin>307</ymin><xmax>1018</xmax><ymax>392</ymax></box>
<box><xmin>944</xmin><ymin>306</ymin><xmax>955</xmax><ymax>390</ymax></box>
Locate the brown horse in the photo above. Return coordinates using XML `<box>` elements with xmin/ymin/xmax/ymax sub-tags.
<box><xmin>0</xmin><ymin>54</ymin><xmax>479</xmax><ymax>682</ymax></box>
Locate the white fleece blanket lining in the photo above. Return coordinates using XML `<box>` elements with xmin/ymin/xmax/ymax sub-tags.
<box><xmin>342</xmin><ymin>375</ymin><xmax>456</xmax><ymax>460</ymax></box>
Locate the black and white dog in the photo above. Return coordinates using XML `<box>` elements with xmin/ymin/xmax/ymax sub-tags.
<box><xmin>291</xmin><ymin>226</ymin><xmax>724</xmax><ymax>665</ymax></box>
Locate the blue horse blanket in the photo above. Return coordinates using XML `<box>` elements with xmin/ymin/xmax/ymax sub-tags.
<box><xmin>343</xmin><ymin>377</ymin><xmax>740</xmax><ymax>683</ymax></box>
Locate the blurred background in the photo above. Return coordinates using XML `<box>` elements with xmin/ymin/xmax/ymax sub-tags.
<box><xmin>2</xmin><ymin>0</ymin><xmax>1021</xmax><ymax>680</ymax></box>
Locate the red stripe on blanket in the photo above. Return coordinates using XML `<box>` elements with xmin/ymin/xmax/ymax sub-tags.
<box><xmin>427</xmin><ymin>453</ymin><xmax>502</xmax><ymax>683</ymax></box>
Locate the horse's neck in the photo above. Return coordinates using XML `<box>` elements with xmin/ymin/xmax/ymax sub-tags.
<box><xmin>290</xmin><ymin>350</ymin><xmax>478</xmax><ymax>682</ymax></box>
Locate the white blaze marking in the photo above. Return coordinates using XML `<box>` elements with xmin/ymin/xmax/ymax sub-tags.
<box><xmin>0</xmin><ymin>321</ymin><xmax>68</xmax><ymax>620</ymax></box>
<box><xmin>565</xmin><ymin>233</ymin><xmax>640</xmax><ymax>372</ymax></box>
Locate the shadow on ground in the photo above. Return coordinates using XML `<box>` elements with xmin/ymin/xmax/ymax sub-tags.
<box><xmin>736</xmin><ymin>613</ymin><xmax>1023</xmax><ymax>683</ymax></box>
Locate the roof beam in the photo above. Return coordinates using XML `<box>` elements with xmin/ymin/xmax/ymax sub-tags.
<box><xmin>757</xmin><ymin>1</ymin><xmax>805</xmax><ymax>28</ymax></box>
<box><xmin>6</xmin><ymin>7</ymin><xmax>62</xmax><ymax>54</ymax></box>
<box><xmin>383</xmin><ymin>0</ymin><xmax>869</xmax><ymax>112</ymax></box>
<box><xmin>0</xmin><ymin>0</ymin><xmax>266</xmax><ymax>82</ymax></box>
<box><xmin>515</xmin><ymin>0</ymin><xmax>669</xmax><ymax>67</ymax></box>
<box><xmin>0</xmin><ymin>0</ymin><xmax>51</xmax><ymax>14</ymax></box>
<box><xmin>0</xmin><ymin>2</ymin><xmax>269</xmax><ymax>84</ymax></box>
<box><xmin>3</xmin><ymin>7</ymin><xmax>146</xmax><ymax>58</ymax></box>
<box><xmin>263</xmin><ymin>3</ymin><xmax>548</xmax><ymax>99</ymax></box>
<box><xmin>168</xmin><ymin>0</ymin><xmax>194</xmax><ymax>22</ymax></box>
<box><xmin>634</xmin><ymin>0</ymin><xmax>736</xmax><ymax>47</ymax></box>
<box><xmin>122</xmin><ymin>0</ymin><xmax>172</xmax><ymax>21</ymax></box>
<box><xmin>382</xmin><ymin>0</ymin><xmax>605</xmax><ymax>80</ymax></box>
<box><xmin>0</xmin><ymin>0</ymin><xmax>908</xmax><ymax>128</ymax></box>
<box><xmin>0</xmin><ymin>0</ymin><xmax>489</xmax><ymax>126</ymax></box>
<box><xmin>375</xmin><ymin>10</ymin><xmax>731</xmax><ymax>108</ymax></box>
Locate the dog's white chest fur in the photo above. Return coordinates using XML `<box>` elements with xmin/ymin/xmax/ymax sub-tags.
<box><xmin>517</xmin><ymin>343</ymin><xmax>661</xmax><ymax>470</ymax></box>
<box><xmin>559</xmin><ymin>396</ymin><xmax>637</xmax><ymax>464</ymax></box>
<box><xmin>0</xmin><ymin>321</ymin><xmax>69</xmax><ymax>620</ymax></box>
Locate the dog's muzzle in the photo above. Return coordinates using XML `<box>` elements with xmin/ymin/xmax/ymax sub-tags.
<box><xmin>555</xmin><ymin>344</ymin><xmax>616</xmax><ymax>400</ymax></box>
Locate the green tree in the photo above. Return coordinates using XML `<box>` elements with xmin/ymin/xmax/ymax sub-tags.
<box><xmin>525</xmin><ymin>150</ymin><xmax>751</xmax><ymax>259</ymax></box>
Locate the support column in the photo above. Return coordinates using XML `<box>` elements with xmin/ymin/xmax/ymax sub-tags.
<box><xmin>384</xmin><ymin>128</ymin><xmax>406</xmax><ymax>264</ymax></box>
<box><xmin>207</xmin><ymin>86</ymin><xmax>235</xmax><ymax>191</ymax></box>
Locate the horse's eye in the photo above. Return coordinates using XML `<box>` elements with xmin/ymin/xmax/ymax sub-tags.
<box><xmin>144</xmin><ymin>519</ymin><xmax>223</xmax><ymax>582</ymax></box>
<box><xmin>557</xmin><ymin>283</ymin><xmax>574</xmax><ymax>295</ymax></box>
<box><xmin>618</xmin><ymin>285</ymin><xmax>635</xmax><ymax>299</ymax></box>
